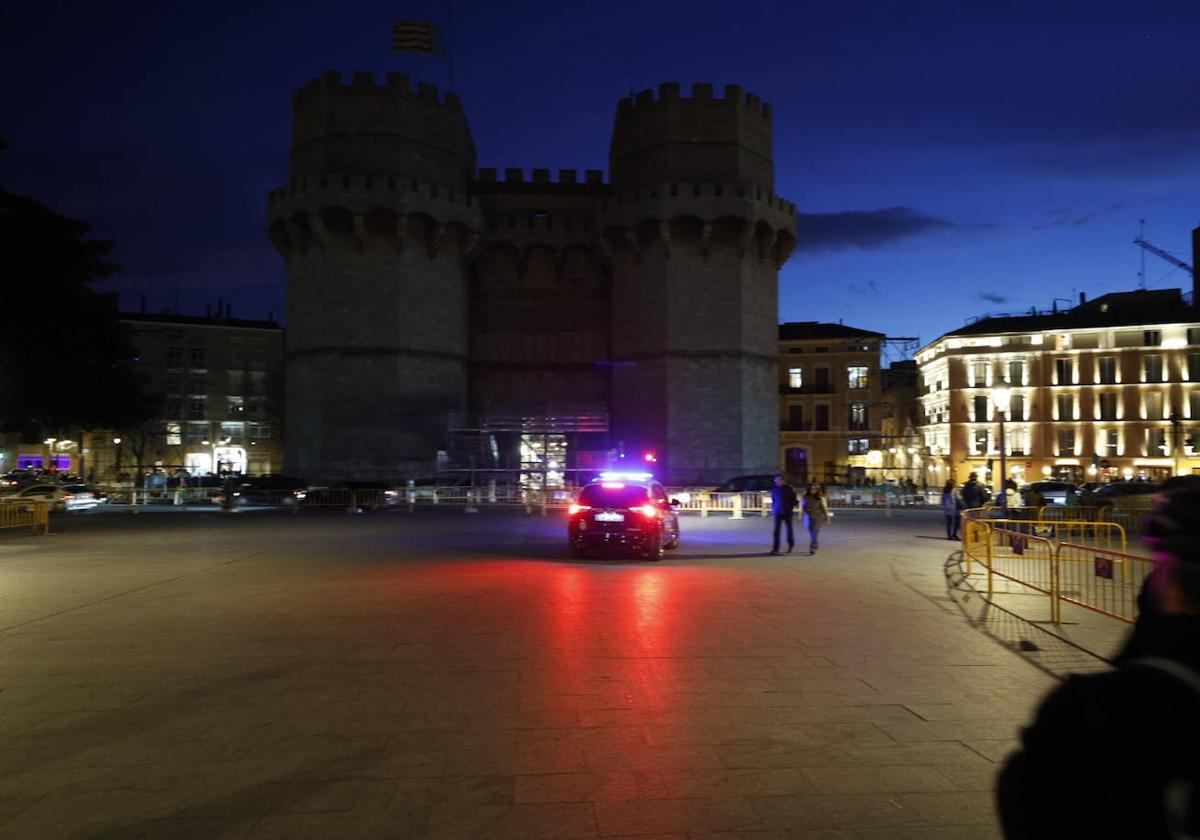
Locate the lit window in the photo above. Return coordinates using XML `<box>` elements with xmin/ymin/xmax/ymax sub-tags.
<box><xmin>1144</xmin><ymin>355</ymin><xmax>1164</xmax><ymax>382</ymax></box>
<box><xmin>788</xmin><ymin>367</ymin><xmax>803</xmax><ymax>388</ymax></box>
<box><xmin>848</xmin><ymin>366</ymin><xmax>869</xmax><ymax>389</ymax></box>
<box><xmin>165</xmin><ymin>422</ymin><xmax>182</xmax><ymax>446</ymax></box>
<box><xmin>849</xmin><ymin>403</ymin><xmax>869</xmax><ymax>430</ymax></box>
<box><xmin>848</xmin><ymin>438</ymin><xmax>869</xmax><ymax>454</ymax></box>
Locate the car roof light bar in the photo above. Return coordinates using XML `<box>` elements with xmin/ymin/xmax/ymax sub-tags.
<box><xmin>597</xmin><ymin>471</ymin><xmax>654</xmax><ymax>482</ymax></box>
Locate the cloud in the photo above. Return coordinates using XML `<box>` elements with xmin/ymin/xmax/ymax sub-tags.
<box><xmin>1032</xmin><ymin>203</ymin><xmax>1123</xmax><ymax>230</ymax></box>
<box><xmin>978</xmin><ymin>293</ymin><xmax>1008</xmax><ymax>304</ymax></box>
<box><xmin>794</xmin><ymin>207</ymin><xmax>959</xmax><ymax>253</ymax></box>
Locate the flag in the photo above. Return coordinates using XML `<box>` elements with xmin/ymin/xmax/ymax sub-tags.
<box><xmin>392</xmin><ymin>21</ymin><xmax>439</xmax><ymax>55</ymax></box>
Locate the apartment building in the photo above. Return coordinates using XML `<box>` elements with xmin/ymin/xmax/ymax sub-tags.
<box><xmin>111</xmin><ymin>310</ymin><xmax>285</xmax><ymax>478</ymax></box>
<box><xmin>916</xmin><ymin>289</ymin><xmax>1200</xmax><ymax>487</ymax></box>
<box><xmin>778</xmin><ymin>322</ymin><xmax>885</xmax><ymax>485</ymax></box>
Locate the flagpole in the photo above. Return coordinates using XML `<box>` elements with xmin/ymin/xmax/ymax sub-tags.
<box><xmin>444</xmin><ymin>0</ymin><xmax>456</xmax><ymax>92</ymax></box>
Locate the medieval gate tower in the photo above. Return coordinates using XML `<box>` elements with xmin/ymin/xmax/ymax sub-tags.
<box><xmin>268</xmin><ymin>74</ymin><xmax>796</xmax><ymax>484</ymax></box>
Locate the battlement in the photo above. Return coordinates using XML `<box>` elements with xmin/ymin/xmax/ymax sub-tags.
<box><xmin>604</xmin><ymin>182</ymin><xmax>796</xmax><ymax>217</ymax></box>
<box><xmin>294</xmin><ymin>70</ymin><xmax>463</xmax><ymax>110</ymax></box>
<box><xmin>476</xmin><ymin>168</ymin><xmax>606</xmax><ymax>186</ymax></box>
<box><xmin>618</xmin><ymin>82</ymin><xmax>772</xmax><ymax>119</ymax></box>
<box><xmin>267</xmin><ymin>173</ymin><xmax>477</xmax><ymax>209</ymax></box>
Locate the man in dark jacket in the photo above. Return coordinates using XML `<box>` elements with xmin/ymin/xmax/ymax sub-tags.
<box><xmin>961</xmin><ymin>472</ymin><xmax>987</xmax><ymax>509</ymax></box>
<box><xmin>768</xmin><ymin>474</ymin><xmax>799</xmax><ymax>555</ymax></box>
<box><xmin>996</xmin><ymin>484</ymin><xmax>1200</xmax><ymax>838</ymax></box>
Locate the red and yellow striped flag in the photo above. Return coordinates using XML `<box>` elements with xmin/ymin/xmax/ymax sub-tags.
<box><xmin>391</xmin><ymin>21</ymin><xmax>440</xmax><ymax>55</ymax></box>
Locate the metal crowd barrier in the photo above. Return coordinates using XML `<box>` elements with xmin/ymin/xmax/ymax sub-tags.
<box><xmin>961</xmin><ymin>507</ymin><xmax>1151</xmax><ymax>624</ymax></box>
<box><xmin>0</xmin><ymin>499</ymin><xmax>50</xmax><ymax>535</ymax></box>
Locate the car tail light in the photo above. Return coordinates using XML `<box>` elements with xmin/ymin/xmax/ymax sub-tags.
<box><xmin>600</xmin><ymin>482</ymin><xmax>625</xmax><ymax>489</ymax></box>
<box><xmin>633</xmin><ymin>504</ymin><xmax>658</xmax><ymax>518</ymax></box>
<box><xmin>568</xmin><ymin>504</ymin><xmax>591</xmax><ymax>516</ymax></box>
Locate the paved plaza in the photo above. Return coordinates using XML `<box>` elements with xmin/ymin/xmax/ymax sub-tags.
<box><xmin>0</xmin><ymin>508</ymin><xmax>1123</xmax><ymax>839</ymax></box>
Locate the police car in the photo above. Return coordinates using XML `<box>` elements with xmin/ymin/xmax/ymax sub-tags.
<box><xmin>567</xmin><ymin>472</ymin><xmax>681</xmax><ymax>560</ymax></box>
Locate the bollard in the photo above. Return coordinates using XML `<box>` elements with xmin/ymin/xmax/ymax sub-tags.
<box><xmin>700</xmin><ymin>492</ymin><xmax>709</xmax><ymax>518</ymax></box>
<box><xmin>488</xmin><ymin>480</ymin><xmax>496</xmax><ymax>504</ymax></box>
<box><xmin>761</xmin><ymin>495</ymin><xmax>770</xmax><ymax>518</ymax></box>
<box><xmin>174</xmin><ymin>489</ymin><xmax>183</xmax><ymax>506</ymax></box>
<box><xmin>407</xmin><ymin>479</ymin><xmax>415</xmax><ymax>513</ymax></box>
<box><xmin>732</xmin><ymin>493</ymin><xmax>743</xmax><ymax>520</ymax></box>
<box><xmin>465</xmin><ymin>489</ymin><xmax>479</xmax><ymax>514</ymax></box>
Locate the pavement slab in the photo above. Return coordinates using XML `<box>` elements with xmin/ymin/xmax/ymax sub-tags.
<box><xmin>0</xmin><ymin>508</ymin><xmax>1121</xmax><ymax>837</ymax></box>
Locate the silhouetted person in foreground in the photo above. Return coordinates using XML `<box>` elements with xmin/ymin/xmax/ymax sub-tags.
<box><xmin>997</xmin><ymin>483</ymin><xmax>1200</xmax><ymax>838</ymax></box>
<box><xmin>768</xmin><ymin>474</ymin><xmax>797</xmax><ymax>554</ymax></box>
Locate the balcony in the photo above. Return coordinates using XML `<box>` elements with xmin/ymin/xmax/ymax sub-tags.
<box><xmin>779</xmin><ymin>384</ymin><xmax>834</xmax><ymax>395</ymax></box>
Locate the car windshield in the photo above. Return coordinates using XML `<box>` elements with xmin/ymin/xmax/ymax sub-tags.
<box><xmin>578</xmin><ymin>484</ymin><xmax>652</xmax><ymax>507</ymax></box>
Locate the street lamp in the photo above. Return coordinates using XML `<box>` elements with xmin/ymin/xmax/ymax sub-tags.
<box><xmin>991</xmin><ymin>380</ymin><xmax>1012</xmax><ymax>509</ymax></box>
<box><xmin>113</xmin><ymin>437</ymin><xmax>123</xmax><ymax>478</ymax></box>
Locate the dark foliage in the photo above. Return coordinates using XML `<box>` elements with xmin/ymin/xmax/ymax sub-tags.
<box><xmin>0</xmin><ymin>188</ymin><xmax>155</xmax><ymax>436</ymax></box>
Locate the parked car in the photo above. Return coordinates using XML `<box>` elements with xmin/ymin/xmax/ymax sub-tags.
<box><xmin>567</xmin><ymin>473</ymin><xmax>680</xmax><ymax>560</ymax></box>
<box><xmin>1021</xmin><ymin>481</ymin><xmax>1078</xmax><ymax>506</ymax></box>
<box><xmin>8</xmin><ymin>483</ymin><xmax>98</xmax><ymax>511</ymax></box>
<box><xmin>714</xmin><ymin>475</ymin><xmax>777</xmax><ymax>493</ymax></box>
<box><xmin>1090</xmin><ymin>480</ymin><xmax>1160</xmax><ymax>510</ymax></box>
<box><xmin>214</xmin><ymin>476</ymin><xmax>308</xmax><ymax>507</ymax></box>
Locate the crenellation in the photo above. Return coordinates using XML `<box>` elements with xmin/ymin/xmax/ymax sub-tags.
<box><xmin>723</xmin><ymin>84</ymin><xmax>743</xmax><ymax>103</ymax></box>
<box><xmin>635</xmin><ymin>89</ymin><xmax>655</xmax><ymax>107</ymax></box>
<box><xmin>658</xmin><ymin>82</ymin><xmax>681</xmax><ymax>100</ymax></box>
<box><xmin>478</xmin><ymin>168</ymin><xmax>497</xmax><ymax>182</ymax></box>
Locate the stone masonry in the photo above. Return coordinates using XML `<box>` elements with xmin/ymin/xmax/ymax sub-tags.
<box><xmin>268</xmin><ymin>73</ymin><xmax>797</xmax><ymax>483</ymax></box>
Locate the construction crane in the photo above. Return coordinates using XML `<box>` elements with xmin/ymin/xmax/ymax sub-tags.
<box><xmin>1134</xmin><ymin>236</ymin><xmax>1194</xmax><ymax>276</ymax></box>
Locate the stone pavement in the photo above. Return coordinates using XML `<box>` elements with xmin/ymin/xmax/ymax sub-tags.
<box><xmin>0</xmin><ymin>509</ymin><xmax>1120</xmax><ymax>839</ymax></box>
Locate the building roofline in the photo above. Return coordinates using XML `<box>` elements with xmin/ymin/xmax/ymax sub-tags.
<box><xmin>119</xmin><ymin>312</ymin><xmax>283</xmax><ymax>331</ymax></box>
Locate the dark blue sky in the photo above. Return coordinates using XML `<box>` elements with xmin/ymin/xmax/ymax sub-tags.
<box><xmin>3</xmin><ymin>0</ymin><xmax>1197</xmax><ymax>349</ymax></box>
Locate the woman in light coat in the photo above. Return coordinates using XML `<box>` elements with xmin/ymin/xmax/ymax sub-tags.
<box><xmin>801</xmin><ymin>484</ymin><xmax>830</xmax><ymax>554</ymax></box>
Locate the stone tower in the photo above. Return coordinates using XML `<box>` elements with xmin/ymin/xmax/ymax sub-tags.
<box><xmin>268</xmin><ymin>76</ymin><xmax>794</xmax><ymax>484</ymax></box>
<box><xmin>267</xmin><ymin>72</ymin><xmax>481</xmax><ymax>480</ymax></box>
<box><xmin>601</xmin><ymin>83</ymin><xmax>795</xmax><ymax>481</ymax></box>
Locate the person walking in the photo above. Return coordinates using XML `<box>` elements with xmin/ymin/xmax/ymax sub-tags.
<box><xmin>801</xmin><ymin>484</ymin><xmax>830</xmax><ymax>554</ymax></box>
<box><xmin>941</xmin><ymin>479</ymin><xmax>962</xmax><ymax>540</ymax></box>
<box><xmin>996</xmin><ymin>484</ymin><xmax>1200</xmax><ymax>838</ymax></box>
<box><xmin>768</xmin><ymin>474</ymin><xmax>798</xmax><ymax>554</ymax></box>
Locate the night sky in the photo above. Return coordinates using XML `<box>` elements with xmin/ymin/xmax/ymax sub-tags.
<box><xmin>3</xmin><ymin>0</ymin><xmax>1197</xmax><ymax>351</ymax></box>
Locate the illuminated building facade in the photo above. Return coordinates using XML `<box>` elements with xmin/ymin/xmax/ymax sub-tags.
<box><xmin>916</xmin><ymin>290</ymin><xmax>1200</xmax><ymax>487</ymax></box>
<box><xmin>778</xmin><ymin>322</ymin><xmax>885</xmax><ymax>485</ymax></box>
